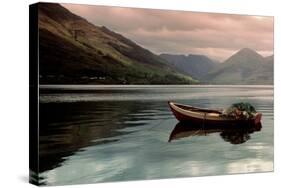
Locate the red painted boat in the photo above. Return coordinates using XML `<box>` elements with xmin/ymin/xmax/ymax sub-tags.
<box><xmin>168</xmin><ymin>101</ymin><xmax>262</xmax><ymax>128</ymax></box>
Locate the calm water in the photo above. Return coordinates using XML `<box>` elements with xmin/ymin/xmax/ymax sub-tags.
<box><xmin>38</xmin><ymin>85</ymin><xmax>274</xmax><ymax>186</ymax></box>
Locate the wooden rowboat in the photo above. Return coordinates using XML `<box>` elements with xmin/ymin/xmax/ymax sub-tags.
<box><xmin>168</xmin><ymin>101</ymin><xmax>262</xmax><ymax>128</ymax></box>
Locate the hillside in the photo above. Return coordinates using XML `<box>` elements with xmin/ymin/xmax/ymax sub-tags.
<box><xmin>160</xmin><ymin>54</ymin><xmax>217</xmax><ymax>80</ymax></box>
<box><xmin>38</xmin><ymin>3</ymin><xmax>197</xmax><ymax>84</ymax></box>
<box><xmin>204</xmin><ymin>48</ymin><xmax>273</xmax><ymax>84</ymax></box>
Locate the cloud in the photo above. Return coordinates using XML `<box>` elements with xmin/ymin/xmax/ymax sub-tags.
<box><xmin>62</xmin><ymin>3</ymin><xmax>273</xmax><ymax>61</ymax></box>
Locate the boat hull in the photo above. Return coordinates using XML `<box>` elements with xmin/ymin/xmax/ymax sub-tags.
<box><xmin>168</xmin><ymin>101</ymin><xmax>262</xmax><ymax>129</ymax></box>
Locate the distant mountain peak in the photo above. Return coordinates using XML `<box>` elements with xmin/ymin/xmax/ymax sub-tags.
<box><xmin>187</xmin><ymin>54</ymin><xmax>212</xmax><ymax>60</ymax></box>
<box><xmin>187</xmin><ymin>54</ymin><xmax>204</xmax><ymax>58</ymax></box>
<box><xmin>239</xmin><ymin>47</ymin><xmax>256</xmax><ymax>53</ymax></box>
<box><xmin>204</xmin><ymin>47</ymin><xmax>273</xmax><ymax>84</ymax></box>
<box><xmin>223</xmin><ymin>48</ymin><xmax>264</xmax><ymax>65</ymax></box>
<box><xmin>160</xmin><ymin>53</ymin><xmax>217</xmax><ymax>80</ymax></box>
<box><xmin>235</xmin><ymin>48</ymin><xmax>262</xmax><ymax>57</ymax></box>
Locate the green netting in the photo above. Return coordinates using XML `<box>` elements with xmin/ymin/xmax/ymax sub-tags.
<box><xmin>223</xmin><ymin>102</ymin><xmax>257</xmax><ymax>119</ymax></box>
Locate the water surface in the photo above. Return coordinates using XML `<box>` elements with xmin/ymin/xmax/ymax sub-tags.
<box><xmin>38</xmin><ymin>85</ymin><xmax>273</xmax><ymax>185</ymax></box>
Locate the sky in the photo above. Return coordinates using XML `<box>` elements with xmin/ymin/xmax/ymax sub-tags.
<box><xmin>62</xmin><ymin>3</ymin><xmax>274</xmax><ymax>61</ymax></box>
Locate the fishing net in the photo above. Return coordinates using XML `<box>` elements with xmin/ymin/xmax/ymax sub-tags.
<box><xmin>223</xmin><ymin>102</ymin><xmax>257</xmax><ymax>119</ymax></box>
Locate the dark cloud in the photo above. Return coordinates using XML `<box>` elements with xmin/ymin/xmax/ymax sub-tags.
<box><xmin>62</xmin><ymin>3</ymin><xmax>273</xmax><ymax>61</ymax></box>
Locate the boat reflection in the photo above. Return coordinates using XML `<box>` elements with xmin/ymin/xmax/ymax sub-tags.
<box><xmin>169</xmin><ymin>121</ymin><xmax>262</xmax><ymax>145</ymax></box>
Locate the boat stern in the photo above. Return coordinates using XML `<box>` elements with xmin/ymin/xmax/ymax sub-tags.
<box><xmin>255</xmin><ymin>113</ymin><xmax>262</xmax><ymax>124</ymax></box>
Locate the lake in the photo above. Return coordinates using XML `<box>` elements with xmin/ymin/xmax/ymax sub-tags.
<box><xmin>38</xmin><ymin>85</ymin><xmax>274</xmax><ymax>186</ymax></box>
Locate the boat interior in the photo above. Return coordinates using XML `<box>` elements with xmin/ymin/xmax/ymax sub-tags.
<box><xmin>171</xmin><ymin>102</ymin><xmax>223</xmax><ymax>114</ymax></box>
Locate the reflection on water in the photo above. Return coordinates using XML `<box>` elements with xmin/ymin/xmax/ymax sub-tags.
<box><xmin>39</xmin><ymin>85</ymin><xmax>273</xmax><ymax>103</ymax></box>
<box><xmin>36</xmin><ymin>85</ymin><xmax>273</xmax><ymax>186</ymax></box>
<box><xmin>169</xmin><ymin>122</ymin><xmax>262</xmax><ymax>144</ymax></box>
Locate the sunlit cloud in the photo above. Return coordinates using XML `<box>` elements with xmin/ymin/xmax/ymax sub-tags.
<box><xmin>62</xmin><ymin>3</ymin><xmax>274</xmax><ymax>61</ymax></box>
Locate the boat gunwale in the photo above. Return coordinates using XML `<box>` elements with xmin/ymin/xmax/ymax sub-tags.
<box><xmin>168</xmin><ymin>101</ymin><xmax>257</xmax><ymax>122</ymax></box>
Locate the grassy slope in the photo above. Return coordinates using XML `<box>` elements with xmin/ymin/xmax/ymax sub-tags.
<box><xmin>38</xmin><ymin>3</ymin><xmax>197</xmax><ymax>84</ymax></box>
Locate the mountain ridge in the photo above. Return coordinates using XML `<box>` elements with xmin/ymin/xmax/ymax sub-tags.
<box><xmin>161</xmin><ymin>48</ymin><xmax>273</xmax><ymax>84</ymax></box>
<box><xmin>38</xmin><ymin>3</ymin><xmax>197</xmax><ymax>84</ymax></box>
<box><xmin>204</xmin><ymin>48</ymin><xmax>273</xmax><ymax>84</ymax></box>
<box><xmin>37</xmin><ymin>3</ymin><xmax>273</xmax><ymax>85</ymax></box>
<box><xmin>160</xmin><ymin>53</ymin><xmax>217</xmax><ymax>80</ymax></box>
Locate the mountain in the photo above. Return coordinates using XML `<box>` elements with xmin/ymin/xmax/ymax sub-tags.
<box><xmin>250</xmin><ymin>55</ymin><xmax>274</xmax><ymax>84</ymax></box>
<box><xmin>265</xmin><ymin>55</ymin><xmax>274</xmax><ymax>63</ymax></box>
<box><xmin>204</xmin><ymin>48</ymin><xmax>273</xmax><ymax>84</ymax></box>
<box><xmin>160</xmin><ymin>54</ymin><xmax>217</xmax><ymax>80</ymax></box>
<box><xmin>38</xmin><ymin>3</ymin><xmax>197</xmax><ymax>84</ymax></box>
